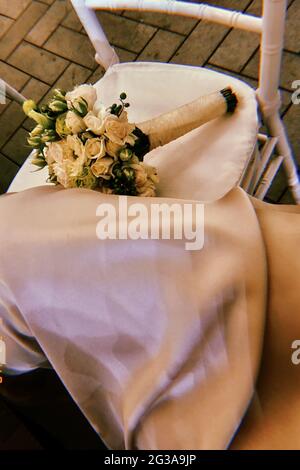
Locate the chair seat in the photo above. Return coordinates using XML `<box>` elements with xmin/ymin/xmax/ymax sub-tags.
<box><xmin>9</xmin><ymin>62</ymin><xmax>258</xmax><ymax>200</ymax></box>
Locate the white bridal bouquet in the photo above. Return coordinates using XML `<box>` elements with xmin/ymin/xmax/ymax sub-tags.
<box><xmin>23</xmin><ymin>85</ymin><xmax>157</xmax><ymax>196</ymax></box>
<box><xmin>23</xmin><ymin>84</ymin><xmax>238</xmax><ymax>197</ymax></box>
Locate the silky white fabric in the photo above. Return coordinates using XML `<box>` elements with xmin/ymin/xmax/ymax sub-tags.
<box><xmin>8</xmin><ymin>63</ymin><xmax>258</xmax><ymax>200</ymax></box>
<box><xmin>0</xmin><ymin>186</ymin><xmax>266</xmax><ymax>449</ymax></box>
<box><xmin>1</xmin><ymin>63</ymin><xmax>262</xmax><ymax>450</ymax></box>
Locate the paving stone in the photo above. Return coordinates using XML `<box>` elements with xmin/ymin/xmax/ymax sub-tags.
<box><xmin>205</xmin><ymin>63</ymin><xmax>258</xmax><ymax>88</ymax></box>
<box><xmin>241</xmin><ymin>53</ymin><xmax>259</xmax><ymax>81</ymax></box>
<box><xmin>0</xmin><ymin>61</ymin><xmax>29</xmax><ymax>90</ymax></box>
<box><xmin>0</xmin><ymin>1</ymin><xmax>48</xmax><ymax>60</ymax></box>
<box><xmin>279</xmin><ymin>188</ymin><xmax>295</xmax><ymax>204</ymax></box>
<box><xmin>2</xmin><ymin>127</ymin><xmax>30</xmax><ymax>166</ymax></box>
<box><xmin>279</xmin><ymin>90</ymin><xmax>292</xmax><ymax>116</ymax></box>
<box><xmin>123</xmin><ymin>11</ymin><xmax>197</xmax><ymax>36</ymax></box>
<box><xmin>138</xmin><ymin>29</ymin><xmax>183</xmax><ymax>62</ymax></box>
<box><xmin>0</xmin><ymin>153</ymin><xmax>19</xmax><ymax>194</ymax></box>
<box><xmin>266</xmin><ymin>166</ymin><xmax>287</xmax><ymax>202</ymax></box>
<box><xmin>0</xmin><ymin>0</ymin><xmax>31</xmax><ymax>20</ymax></box>
<box><xmin>26</xmin><ymin>0</ymin><xmax>69</xmax><ymax>47</ymax></box>
<box><xmin>243</xmin><ymin>50</ymin><xmax>300</xmax><ymax>91</ymax></box>
<box><xmin>283</xmin><ymin>102</ymin><xmax>300</xmax><ymax>165</ymax></box>
<box><xmin>44</xmin><ymin>26</ymin><xmax>97</xmax><ymax>69</ymax></box>
<box><xmin>0</xmin><ymin>15</ymin><xmax>14</xmax><ymax>39</ymax></box>
<box><xmin>285</xmin><ymin>0</ymin><xmax>300</xmax><ymax>53</ymax></box>
<box><xmin>22</xmin><ymin>76</ymin><xmax>50</xmax><ymax>103</ymax></box>
<box><xmin>274</xmin><ymin>52</ymin><xmax>300</xmax><ymax>90</ymax></box>
<box><xmin>245</xmin><ymin>0</ymin><xmax>262</xmax><ymax>16</ymax></box>
<box><xmin>88</xmin><ymin>66</ymin><xmax>105</xmax><ymax>85</ymax></box>
<box><xmin>115</xmin><ymin>46</ymin><xmax>137</xmax><ymax>63</ymax></box>
<box><xmin>8</xmin><ymin>42</ymin><xmax>69</xmax><ymax>85</ymax></box>
<box><xmin>0</xmin><ymin>98</ymin><xmax>11</xmax><ymax>116</ymax></box>
<box><xmin>209</xmin><ymin>0</ymin><xmax>251</xmax><ymax>9</ymax></box>
<box><xmin>207</xmin><ymin>0</ymin><xmax>261</xmax><ymax>72</ymax></box>
<box><xmin>96</xmin><ymin>12</ymin><xmax>156</xmax><ymax>53</ymax></box>
<box><xmin>209</xmin><ymin>29</ymin><xmax>259</xmax><ymax>72</ymax></box>
<box><xmin>0</xmin><ymin>102</ymin><xmax>25</xmax><ymax>148</ymax></box>
<box><xmin>62</xmin><ymin>7</ymin><xmax>82</xmax><ymax>32</ymax></box>
<box><xmin>170</xmin><ymin>21</ymin><xmax>229</xmax><ymax>66</ymax></box>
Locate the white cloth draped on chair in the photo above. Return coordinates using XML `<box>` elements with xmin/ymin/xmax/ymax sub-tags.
<box><xmin>8</xmin><ymin>63</ymin><xmax>258</xmax><ymax>201</ymax></box>
<box><xmin>0</xmin><ymin>185</ymin><xmax>266</xmax><ymax>449</ymax></box>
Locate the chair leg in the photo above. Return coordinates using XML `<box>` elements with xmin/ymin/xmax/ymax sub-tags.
<box><xmin>265</xmin><ymin>112</ymin><xmax>300</xmax><ymax>203</ymax></box>
<box><xmin>71</xmin><ymin>0</ymin><xmax>119</xmax><ymax>70</ymax></box>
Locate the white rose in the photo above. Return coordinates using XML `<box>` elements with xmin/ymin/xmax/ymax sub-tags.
<box><xmin>45</xmin><ymin>141</ymin><xmax>73</xmax><ymax>165</ymax></box>
<box><xmin>65</xmin><ymin>111</ymin><xmax>86</xmax><ymax>134</ymax></box>
<box><xmin>53</xmin><ymin>160</ymin><xmax>78</xmax><ymax>188</ymax></box>
<box><xmin>106</xmin><ymin>140</ymin><xmax>122</xmax><ymax>158</ymax></box>
<box><xmin>83</xmin><ymin>111</ymin><xmax>106</xmax><ymax>135</ymax></box>
<box><xmin>66</xmin><ymin>135</ymin><xmax>85</xmax><ymax>160</ymax></box>
<box><xmin>45</xmin><ymin>142</ymin><xmax>63</xmax><ymax>165</ymax></box>
<box><xmin>91</xmin><ymin>157</ymin><xmax>114</xmax><ymax>178</ymax></box>
<box><xmin>104</xmin><ymin>112</ymin><xmax>135</xmax><ymax>145</ymax></box>
<box><xmin>53</xmin><ymin>162</ymin><xmax>70</xmax><ymax>187</ymax></box>
<box><xmin>85</xmin><ymin>137</ymin><xmax>106</xmax><ymax>160</ymax></box>
<box><xmin>65</xmin><ymin>84</ymin><xmax>97</xmax><ymax>111</ymax></box>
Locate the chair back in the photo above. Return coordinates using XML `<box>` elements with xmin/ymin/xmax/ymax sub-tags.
<box><xmin>73</xmin><ymin>1</ymin><xmax>300</xmax><ymax>203</ymax></box>
<box><xmin>73</xmin><ymin>0</ymin><xmax>287</xmax><ymax>118</ymax></box>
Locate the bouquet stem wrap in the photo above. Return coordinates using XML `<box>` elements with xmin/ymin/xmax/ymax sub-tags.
<box><xmin>138</xmin><ymin>87</ymin><xmax>238</xmax><ymax>150</ymax></box>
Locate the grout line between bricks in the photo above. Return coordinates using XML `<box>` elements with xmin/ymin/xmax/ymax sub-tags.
<box><xmin>203</xmin><ymin>0</ymin><xmax>255</xmax><ymax>68</ymax></box>
<box><xmin>25</xmin><ymin>39</ymin><xmax>97</xmax><ymax>73</ymax></box>
<box><xmin>4</xmin><ymin>2</ymin><xmax>52</xmax><ymax>63</ymax></box>
<box><xmin>239</xmin><ymin>45</ymin><xmax>259</xmax><ymax>74</ymax></box>
<box><xmin>1</xmin><ymin>54</ymin><xmax>63</xmax><ymax>89</ymax></box>
<box><xmin>41</xmin><ymin>29</ymin><xmax>99</xmax><ymax>71</ymax></box>
<box><xmin>135</xmin><ymin>28</ymin><xmax>162</xmax><ymax>61</ymax></box>
<box><xmin>168</xmin><ymin>0</ymin><xmax>254</xmax><ymax>65</ymax></box>
<box><xmin>120</xmin><ymin>12</ymin><xmax>187</xmax><ymax>37</ymax></box>
<box><xmin>39</xmin><ymin>6</ymin><xmax>74</xmax><ymax>48</ymax></box>
<box><xmin>0</xmin><ymin>12</ymin><xmax>16</xmax><ymax>21</ymax></box>
<box><xmin>0</xmin><ymin>149</ymin><xmax>22</xmax><ymax>168</ymax></box>
<box><xmin>167</xmin><ymin>19</ymin><xmax>201</xmax><ymax>64</ymax></box>
<box><xmin>278</xmin><ymin>187</ymin><xmax>289</xmax><ymax>203</ymax></box>
<box><xmin>281</xmin><ymin>101</ymin><xmax>293</xmax><ymax>118</ymax></box>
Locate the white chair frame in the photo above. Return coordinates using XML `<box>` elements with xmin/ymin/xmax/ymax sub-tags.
<box><xmin>68</xmin><ymin>0</ymin><xmax>300</xmax><ymax>203</ymax></box>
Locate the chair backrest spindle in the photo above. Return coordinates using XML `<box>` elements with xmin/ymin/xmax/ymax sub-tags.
<box><xmin>80</xmin><ymin>0</ymin><xmax>287</xmax><ymax>116</ymax></box>
<box><xmin>86</xmin><ymin>0</ymin><xmax>263</xmax><ymax>33</ymax></box>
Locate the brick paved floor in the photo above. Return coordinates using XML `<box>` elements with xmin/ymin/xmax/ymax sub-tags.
<box><xmin>0</xmin><ymin>0</ymin><xmax>299</xmax><ymax>202</ymax></box>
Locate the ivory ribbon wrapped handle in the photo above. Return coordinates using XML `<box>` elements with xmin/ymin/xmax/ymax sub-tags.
<box><xmin>137</xmin><ymin>87</ymin><xmax>238</xmax><ymax>150</ymax></box>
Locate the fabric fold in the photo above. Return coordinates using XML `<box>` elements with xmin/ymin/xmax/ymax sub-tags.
<box><xmin>0</xmin><ymin>186</ymin><xmax>266</xmax><ymax>449</ymax></box>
